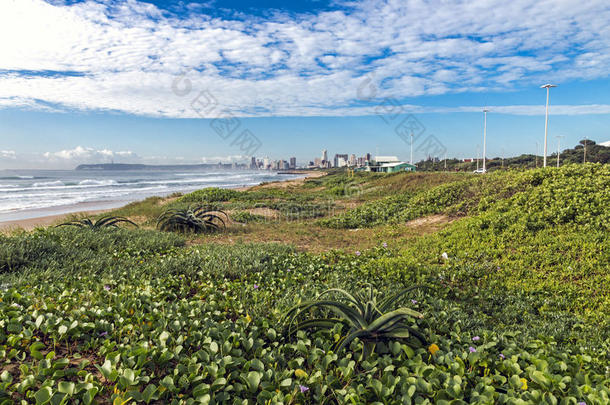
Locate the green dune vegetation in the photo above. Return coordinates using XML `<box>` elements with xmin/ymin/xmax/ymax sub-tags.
<box><xmin>1</xmin><ymin>164</ymin><xmax>609</xmax><ymax>404</ymax></box>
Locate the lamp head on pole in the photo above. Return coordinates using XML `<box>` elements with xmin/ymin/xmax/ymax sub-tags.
<box><xmin>483</xmin><ymin>107</ymin><xmax>490</xmax><ymax>113</ymax></box>
<box><xmin>540</xmin><ymin>84</ymin><xmax>557</xmax><ymax>89</ymax></box>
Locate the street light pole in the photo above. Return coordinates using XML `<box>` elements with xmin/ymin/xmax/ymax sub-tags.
<box><xmin>483</xmin><ymin>108</ymin><xmax>489</xmax><ymax>172</ymax></box>
<box><xmin>583</xmin><ymin>137</ymin><xmax>587</xmax><ymax>163</ymax></box>
<box><xmin>555</xmin><ymin>135</ymin><xmax>564</xmax><ymax>168</ymax></box>
<box><xmin>410</xmin><ymin>133</ymin><xmax>413</xmax><ymax>165</ymax></box>
<box><xmin>540</xmin><ymin>84</ymin><xmax>557</xmax><ymax>167</ymax></box>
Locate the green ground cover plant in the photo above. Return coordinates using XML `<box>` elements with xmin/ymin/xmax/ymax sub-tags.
<box><xmin>231</xmin><ymin>211</ymin><xmax>266</xmax><ymax>224</ymax></box>
<box><xmin>0</xmin><ymin>165</ymin><xmax>608</xmax><ymax>404</ymax></box>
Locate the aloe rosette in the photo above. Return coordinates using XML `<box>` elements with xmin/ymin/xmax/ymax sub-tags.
<box><xmin>284</xmin><ymin>284</ymin><xmax>427</xmax><ymax>358</ymax></box>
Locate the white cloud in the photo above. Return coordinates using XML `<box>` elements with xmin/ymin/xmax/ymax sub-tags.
<box><xmin>0</xmin><ymin>150</ymin><xmax>17</xmax><ymax>159</ymax></box>
<box><xmin>200</xmin><ymin>155</ymin><xmax>246</xmax><ymax>163</ymax></box>
<box><xmin>43</xmin><ymin>146</ymin><xmax>138</xmax><ymax>162</ymax></box>
<box><xmin>0</xmin><ymin>0</ymin><xmax>609</xmax><ymax>117</ymax></box>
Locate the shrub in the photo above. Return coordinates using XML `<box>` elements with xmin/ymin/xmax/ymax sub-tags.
<box><xmin>179</xmin><ymin>187</ymin><xmax>242</xmax><ymax>203</ymax></box>
<box><xmin>318</xmin><ymin>193</ymin><xmax>413</xmax><ymax>228</ymax></box>
<box><xmin>232</xmin><ymin>211</ymin><xmax>266</xmax><ymax>223</ymax></box>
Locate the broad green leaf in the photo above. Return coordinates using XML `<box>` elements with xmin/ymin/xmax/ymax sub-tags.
<box><xmin>34</xmin><ymin>387</ymin><xmax>52</xmax><ymax>404</ymax></box>
<box><xmin>245</xmin><ymin>371</ymin><xmax>262</xmax><ymax>393</ymax></box>
<box><xmin>58</xmin><ymin>381</ymin><xmax>75</xmax><ymax>395</ymax></box>
<box><xmin>142</xmin><ymin>384</ymin><xmax>157</xmax><ymax>403</ymax></box>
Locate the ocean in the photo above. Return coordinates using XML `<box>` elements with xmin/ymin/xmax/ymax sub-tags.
<box><xmin>0</xmin><ymin>169</ymin><xmax>303</xmax><ymax>221</ymax></box>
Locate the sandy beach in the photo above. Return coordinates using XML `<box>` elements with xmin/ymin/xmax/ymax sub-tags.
<box><xmin>0</xmin><ymin>209</ymin><xmax>115</xmax><ymax>232</ymax></box>
<box><xmin>0</xmin><ymin>170</ymin><xmax>324</xmax><ymax>232</ymax></box>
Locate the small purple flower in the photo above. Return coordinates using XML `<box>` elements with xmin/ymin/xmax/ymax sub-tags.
<box><xmin>469</xmin><ymin>347</ymin><xmax>476</xmax><ymax>353</ymax></box>
<box><xmin>253</xmin><ymin>284</ymin><xmax>259</xmax><ymax>289</ymax></box>
<box><xmin>103</xmin><ymin>285</ymin><xmax>111</xmax><ymax>291</ymax></box>
<box><xmin>287</xmin><ymin>269</ymin><xmax>291</xmax><ymax>272</ymax></box>
<box><xmin>472</xmin><ymin>336</ymin><xmax>480</xmax><ymax>341</ymax></box>
<box><xmin>382</xmin><ymin>242</ymin><xmax>388</xmax><ymax>248</ymax></box>
<box><xmin>355</xmin><ymin>251</ymin><xmax>361</xmax><ymax>256</ymax></box>
<box><xmin>577</xmin><ymin>402</ymin><xmax>586</xmax><ymax>405</ymax></box>
<box><xmin>299</xmin><ymin>385</ymin><xmax>309</xmax><ymax>393</ymax></box>
<box><xmin>499</xmin><ymin>353</ymin><xmax>505</xmax><ymax>359</ymax></box>
<box><xmin>99</xmin><ymin>331</ymin><xmax>108</xmax><ymax>337</ymax></box>
<box><xmin>411</xmin><ymin>299</ymin><xmax>418</xmax><ymax>304</ymax></box>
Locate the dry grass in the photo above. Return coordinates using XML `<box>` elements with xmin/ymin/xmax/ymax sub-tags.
<box><xmin>187</xmin><ymin>214</ymin><xmax>455</xmax><ymax>252</ymax></box>
<box><xmin>405</xmin><ymin>214</ymin><xmax>453</xmax><ymax>228</ymax></box>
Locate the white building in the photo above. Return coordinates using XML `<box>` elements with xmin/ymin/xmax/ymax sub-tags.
<box><xmin>374</xmin><ymin>156</ymin><xmax>400</xmax><ymax>164</ymax></box>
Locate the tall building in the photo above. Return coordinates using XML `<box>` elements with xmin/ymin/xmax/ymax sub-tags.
<box><xmin>289</xmin><ymin>157</ymin><xmax>296</xmax><ymax>169</ymax></box>
<box><xmin>322</xmin><ymin>149</ymin><xmax>328</xmax><ymax>162</ymax></box>
<box><xmin>314</xmin><ymin>157</ymin><xmax>322</xmax><ymax>167</ymax></box>
<box><xmin>263</xmin><ymin>156</ymin><xmax>270</xmax><ymax>170</ymax></box>
<box><xmin>349</xmin><ymin>154</ymin><xmax>356</xmax><ymax>166</ymax></box>
<box><xmin>334</xmin><ymin>153</ymin><xmax>348</xmax><ymax>167</ymax></box>
<box><xmin>250</xmin><ymin>156</ymin><xmax>257</xmax><ymax>170</ymax></box>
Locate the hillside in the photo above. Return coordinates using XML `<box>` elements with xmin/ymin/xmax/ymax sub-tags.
<box><xmin>415</xmin><ymin>139</ymin><xmax>610</xmax><ymax>171</ymax></box>
<box><xmin>0</xmin><ymin>165</ymin><xmax>608</xmax><ymax>403</ymax></box>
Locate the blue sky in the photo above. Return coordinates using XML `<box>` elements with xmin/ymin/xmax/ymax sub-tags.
<box><xmin>1</xmin><ymin>0</ymin><xmax>609</xmax><ymax>168</ymax></box>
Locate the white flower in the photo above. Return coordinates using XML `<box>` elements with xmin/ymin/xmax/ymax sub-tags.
<box><xmin>441</xmin><ymin>252</ymin><xmax>449</xmax><ymax>260</ymax></box>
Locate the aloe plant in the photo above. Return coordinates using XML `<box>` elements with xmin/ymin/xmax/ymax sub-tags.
<box><xmin>284</xmin><ymin>284</ymin><xmax>427</xmax><ymax>358</ymax></box>
<box><xmin>57</xmin><ymin>216</ymin><xmax>137</xmax><ymax>229</ymax></box>
<box><xmin>157</xmin><ymin>206</ymin><xmax>228</xmax><ymax>233</ymax></box>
